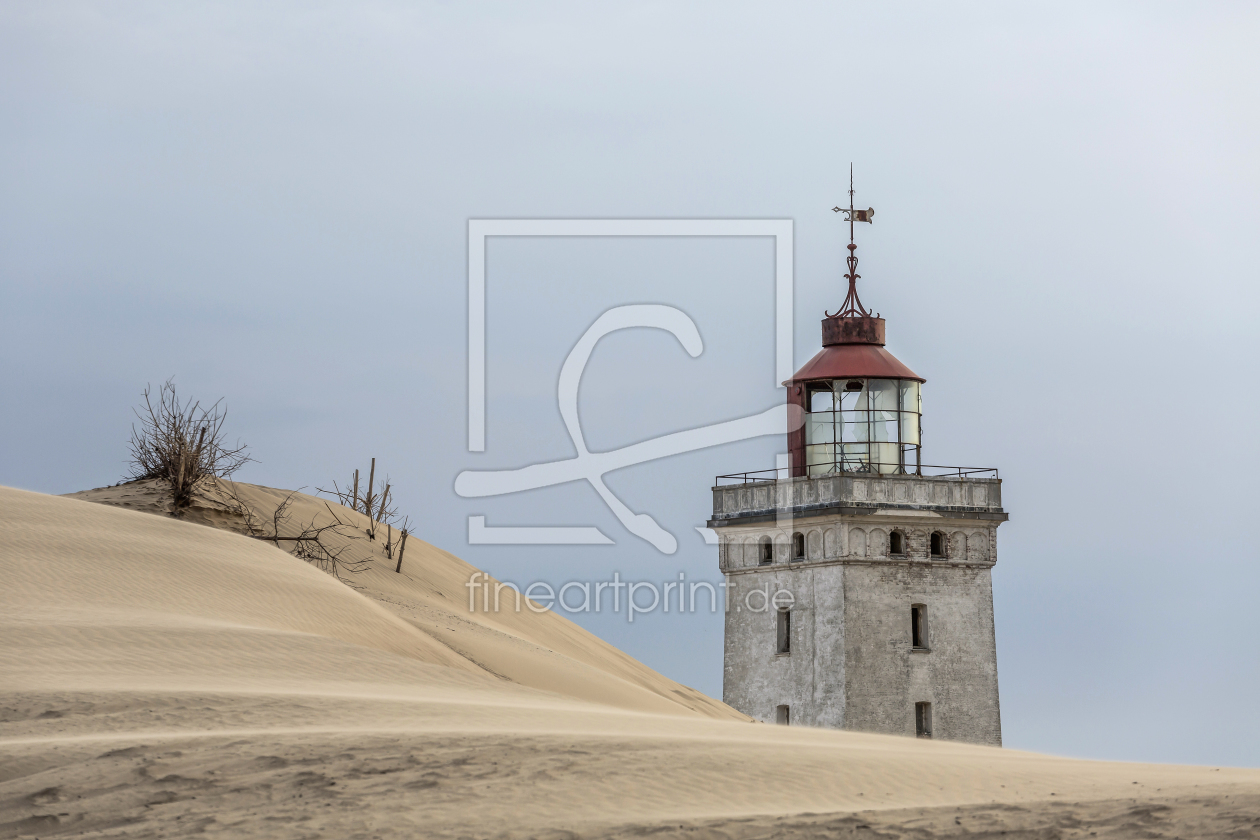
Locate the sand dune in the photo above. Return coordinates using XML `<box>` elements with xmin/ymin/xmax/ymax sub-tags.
<box><xmin>3</xmin><ymin>484</ymin><xmax>1259</xmax><ymax>839</ymax></box>
<box><xmin>62</xmin><ymin>479</ymin><xmax>742</xmax><ymax>720</ymax></box>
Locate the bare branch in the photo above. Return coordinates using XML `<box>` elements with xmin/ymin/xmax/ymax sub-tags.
<box><xmin>202</xmin><ymin>481</ymin><xmax>372</xmax><ymax>583</ymax></box>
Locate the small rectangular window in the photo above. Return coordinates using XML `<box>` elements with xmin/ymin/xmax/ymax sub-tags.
<box><xmin>911</xmin><ymin>604</ymin><xmax>928</xmax><ymax>650</ymax></box>
<box><xmin>775</xmin><ymin>704</ymin><xmax>790</xmax><ymax>725</ymax></box>
<box><xmin>777</xmin><ymin>609</ymin><xmax>791</xmax><ymax>654</ymax></box>
<box><xmin>915</xmin><ymin>702</ymin><xmax>932</xmax><ymax>738</ymax></box>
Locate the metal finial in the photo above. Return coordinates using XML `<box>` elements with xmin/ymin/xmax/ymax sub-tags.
<box><xmin>827</xmin><ymin>164</ymin><xmax>875</xmax><ymax>319</ymax></box>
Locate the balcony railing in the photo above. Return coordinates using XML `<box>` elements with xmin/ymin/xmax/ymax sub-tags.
<box><xmin>711</xmin><ymin>465</ymin><xmax>1004</xmax><ymax>522</ymax></box>
<box><xmin>716</xmin><ymin>462</ymin><xmax>999</xmax><ymax>486</ymax></box>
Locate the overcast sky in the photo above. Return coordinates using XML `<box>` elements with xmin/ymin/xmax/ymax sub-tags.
<box><xmin>3</xmin><ymin>2</ymin><xmax>1258</xmax><ymax>766</ymax></box>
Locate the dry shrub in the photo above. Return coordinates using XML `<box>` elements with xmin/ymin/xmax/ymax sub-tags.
<box><xmin>127</xmin><ymin>379</ymin><xmax>252</xmax><ymax>511</ymax></box>
<box><xmin>318</xmin><ymin>458</ymin><xmax>412</xmax><ymax>571</ymax></box>
<box><xmin>318</xmin><ymin>457</ymin><xmax>400</xmax><ymax>537</ymax></box>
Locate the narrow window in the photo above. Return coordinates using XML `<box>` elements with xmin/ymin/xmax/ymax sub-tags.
<box><xmin>889</xmin><ymin>530</ymin><xmax>904</xmax><ymax>555</ymax></box>
<box><xmin>792</xmin><ymin>532</ymin><xmax>805</xmax><ymax>561</ymax></box>
<box><xmin>930</xmin><ymin>531</ymin><xmax>945</xmax><ymax>559</ymax></box>
<box><xmin>911</xmin><ymin>604</ymin><xmax>928</xmax><ymax>650</ymax></box>
<box><xmin>776</xmin><ymin>609</ymin><xmax>791</xmax><ymax>654</ymax></box>
<box><xmin>759</xmin><ymin>536</ymin><xmax>773</xmax><ymax>565</ymax></box>
<box><xmin>776</xmin><ymin>704</ymin><xmax>790</xmax><ymax>725</ymax></box>
<box><xmin>915</xmin><ymin>702</ymin><xmax>932</xmax><ymax>738</ymax></box>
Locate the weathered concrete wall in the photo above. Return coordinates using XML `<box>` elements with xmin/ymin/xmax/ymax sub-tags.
<box><xmin>722</xmin><ymin>564</ymin><xmax>845</xmax><ymax>728</ymax></box>
<box><xmin>842</xmin><ymin>563</ymin><xmax>1001</xmax><ymax>745</ymax></box>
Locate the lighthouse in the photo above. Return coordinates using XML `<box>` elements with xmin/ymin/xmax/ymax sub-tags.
<box><xmin>708</xmin><ymin>175</ymin><xmax>1006</xmax><ymax>744</ymax></box>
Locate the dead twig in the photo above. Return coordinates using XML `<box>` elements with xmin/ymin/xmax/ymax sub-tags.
<box><xmin>204</xmin><ymin>480</ymin><xmax>370</xmax><ymax>582</ymax></box>
<box><xmin>248</xmin><ymin>494</ymin><xmax>371</xmax><ymax>580</ymax></box>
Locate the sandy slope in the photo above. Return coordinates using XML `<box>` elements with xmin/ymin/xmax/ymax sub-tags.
<box><xmin>3</xmin><ymin>484</ymin><xmax>1259</xmax><ymax>839</ymax></box>
<box><xmin>62</xmin><ymin>479</ymin><xmax>740</xmax><ymax>720</ymax></box>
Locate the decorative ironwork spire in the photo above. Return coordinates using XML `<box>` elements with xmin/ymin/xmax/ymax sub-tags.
<box><xmin>828</xmin><ymin>164</ymin><xmax>875</xmax><ymax>318</ymax></box>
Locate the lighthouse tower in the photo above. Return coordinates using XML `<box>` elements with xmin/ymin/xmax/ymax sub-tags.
<box><xmin>708</xmin><ymin>177</ymin><xmax>1006</xmax><ymax>744</ymax></box>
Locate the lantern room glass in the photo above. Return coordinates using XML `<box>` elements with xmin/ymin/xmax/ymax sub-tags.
<box><xmin>804</xmin><ymin>378</ymin><xmax>921</xmax><ymax>475</ymax></box>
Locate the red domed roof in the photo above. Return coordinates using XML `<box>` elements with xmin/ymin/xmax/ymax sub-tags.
<box><xmin>788</xmin><ymin>342</ymin><xmax>924</xmax><ymax>384</ymax></box>
<box><xmin>788</xmin><ymin>315</ymin><xmax>924</xmax><ymax>384</ymax></box>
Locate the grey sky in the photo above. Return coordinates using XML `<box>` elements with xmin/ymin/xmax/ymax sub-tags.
<box><xmin>2</xmin><ymin>2</ymin><xmax>1258</xmax><ymax>766</ymax></box>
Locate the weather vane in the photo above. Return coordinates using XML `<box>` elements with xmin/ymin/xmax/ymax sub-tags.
<box><xmin>828</xmin><ymin>164</ymin><xmax>875</xmax><ymax>319</ymax></box>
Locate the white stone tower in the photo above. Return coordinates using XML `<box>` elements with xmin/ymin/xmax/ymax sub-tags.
<box><xmin>709</xmin><ymin>179</ymin><xmax>1006</xmax><ymax>744</ymax></box>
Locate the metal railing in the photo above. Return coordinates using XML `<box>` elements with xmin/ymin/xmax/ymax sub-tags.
<box><xmin>715</xmin><ymin>462</ymin><xmax>999</xmax><ymax>486</ymax></box>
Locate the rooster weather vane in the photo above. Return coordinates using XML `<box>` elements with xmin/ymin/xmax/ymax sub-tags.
<box><xmin>829</xmin><ymin>164</ymin><xmax>875</xmax><ymax>319</ymax></box>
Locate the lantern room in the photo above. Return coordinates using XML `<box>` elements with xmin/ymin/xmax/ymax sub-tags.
<box><xmin>786</xmin><ymin>313</ymin><xmax>924</xmax><ymax>477</ymax></box>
